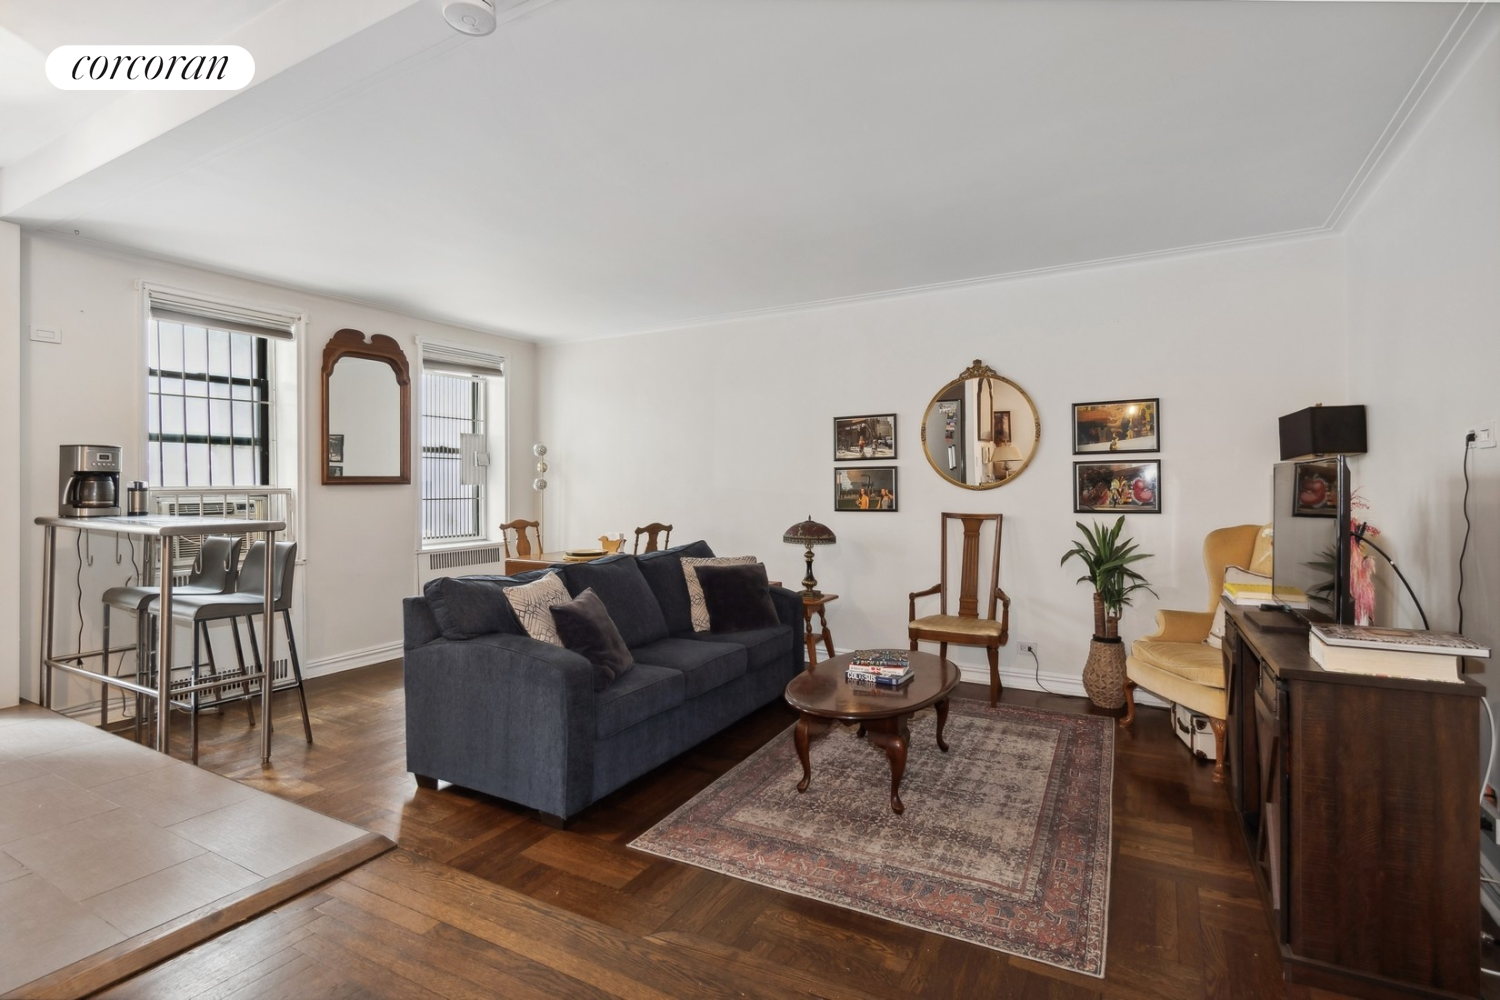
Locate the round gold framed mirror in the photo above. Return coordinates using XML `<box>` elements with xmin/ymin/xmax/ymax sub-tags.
<box><xmin>920</xmin><ymin>360</ymin><xmax>1040</xmax><ymax>489</ymax></box>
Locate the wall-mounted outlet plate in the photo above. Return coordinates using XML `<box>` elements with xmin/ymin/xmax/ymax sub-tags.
<box><xmin>1469</xmin><ymin>420</ymin><xmax>1497</xmax><ymax>450</ymax></box>
<box><xmin>1016</xmin><ymin>641</ymin><xmax>1037</xmax><ymax>654</ymax></box>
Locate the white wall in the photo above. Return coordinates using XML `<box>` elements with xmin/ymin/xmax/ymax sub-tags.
<box><xmin>18</xmin><ymin>235</ymin><xmax>537</xmax><ymax>706</ymax></box>
<box><xmin>1344</xmin><ymin>26</ymin><xmax>1500</xmax><ymax>779</ymax></box>
<box><xmin>0</xmin><ymin>222</ymin><xmax>21</xmax><ymax>708</ymax></box>
<box><xmin>537</xmin><ymin>237</ymin><xmax>1347</xmax><ymax>691</ymax></box>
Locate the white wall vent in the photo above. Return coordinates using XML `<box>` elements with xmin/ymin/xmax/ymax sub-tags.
<box><xmin>418</xmin><ymin>545</ymin><xmax>506</xmax><ymax>587</ymax></box>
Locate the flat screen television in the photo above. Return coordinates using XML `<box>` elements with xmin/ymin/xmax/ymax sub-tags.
<box><xmin>1270</xmin><ymin>456</ymin><xmax>1353</xmax><ymax>624</ymax></box>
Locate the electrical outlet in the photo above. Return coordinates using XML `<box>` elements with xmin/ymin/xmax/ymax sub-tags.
<box><xmin>1016</xmin><ymin>641</ymin><xmax>1037</xmax><ymax>655</ymax></box>
<box><xmin>1469</xmin><ymin>420</ymin><xmax>1497</xmax><ymax>450</ymax></box>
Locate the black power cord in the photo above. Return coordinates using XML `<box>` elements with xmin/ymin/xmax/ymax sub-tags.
<box><xmin>1460</xmin><ymin>432</ymin><xmax>1475</xmax><ymax>633</ymax></box>
<box><xmin>1028</xmin><ymin>646</ymin><xmax>1058</xmax><ymax>695</ymax></box>
<box><xmin>1351</xmin><ymin>525</ymin><xmax>1429</xmax><ymax>631</ymax></box>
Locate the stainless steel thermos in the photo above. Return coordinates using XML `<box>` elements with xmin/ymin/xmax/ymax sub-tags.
<box><xmin>126</xmin><ymin>480</ymin><xmax>150</xmax><ymax>516</ymax></box>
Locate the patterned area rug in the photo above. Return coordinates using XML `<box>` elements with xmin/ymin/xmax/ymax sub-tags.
<box><xmin>631</xmin><ymin>700</ymin><xmax>1113</xmax><ymax>977</ymax></box>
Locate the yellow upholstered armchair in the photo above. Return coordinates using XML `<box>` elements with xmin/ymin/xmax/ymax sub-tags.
<box><xmin>1120</xmin><ymin>523</ymin><xmax>1270</xmax><ymax>782</ymax></box>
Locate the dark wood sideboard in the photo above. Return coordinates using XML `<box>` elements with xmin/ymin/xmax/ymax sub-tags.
<box><xmin>1222</xmin><ymin>601</ymin><xmax>1483</xmax><ymax>999</ymax></box>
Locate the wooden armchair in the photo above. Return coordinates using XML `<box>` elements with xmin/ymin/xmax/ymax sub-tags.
<box><xmin>499</xmin><ymin>519</ymin><xmax>543</xmax><ymax>559</ymax></box>
<box><xmin>633</xmin><ymin>523</ymin><xmax>673</xmax><ymax>554</ymax></box>
<box><xmin>908</xmin><ymin>512</ymin><xmax>1010</xmax><ymax>706</ymax></box>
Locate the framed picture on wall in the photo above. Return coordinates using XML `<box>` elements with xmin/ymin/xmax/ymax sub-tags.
<box><xmin>1293</xmin><ymin>459</ymin><xmax>1338</xmax><ymax>517</ymax></box>
<box><xmin>834</xmin><ymin>466</ymin><xmax>897</xmax><ymax>511</ymax></box>
<box><xmin>1074</xmin><ymin>460</ymin><xmax>1161</xmax><ymax>514</ymax></box>
<box><xmin>833</xmin><ymin>414</ymin><xmax>897</xmax><ymax>461</ymax></box>
<box><xmin>994</xmin><ymin>410</ymin><xmax>1012</xmax><ymax>446</ymax></box>
<box><xmin>327</xmin><ymin>433</ymin><xmax>345</xmax><ymax>464</ymax></box>
<box><xmin>1072</xmin><ymin>398</ymin><xmax>1160</xmax><ymax>454</ymax></box>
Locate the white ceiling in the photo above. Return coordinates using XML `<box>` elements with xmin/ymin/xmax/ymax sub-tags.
<box><xmin>0</xmin><ymin>0</ymin><xmax>284</xmax><ymax>166</ymax></box>
<box><xmin>0</xmin><ymin>0</ymin><xmax>1488</xmax><ymax>341</ymax></box>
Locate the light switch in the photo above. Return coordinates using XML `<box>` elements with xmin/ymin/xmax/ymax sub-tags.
<box><xmin>30</xmin><ymin>327</ymin><xmax>60</xmax><ymax>344</ymax></box>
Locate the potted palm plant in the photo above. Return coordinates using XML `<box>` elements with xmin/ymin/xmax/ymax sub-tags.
<box><xmin>1061</xmin><ymin>516</ymin><xmax>1155</xmax><ymax>707</ymax></box>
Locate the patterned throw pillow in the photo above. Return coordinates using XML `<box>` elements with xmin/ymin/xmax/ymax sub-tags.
<box><xmin>681</xmin><ymin>556</ymin><xmax>757</xmax><ymax>632</ymax></box>
<box><xmin>502</xmin><ymin>572</ymin><xmax>571</xmax><ymax>645</ymax></box>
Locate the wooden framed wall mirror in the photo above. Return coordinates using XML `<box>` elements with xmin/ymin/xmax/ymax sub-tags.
<box><xmin>321</xmin><ymin>328</ymin><xmax>411</xmax><ymax>485</ymax></box>
<box><xmin>920</xmin><ymin>360</ymin><xmax>1040</xmax><ymax>489</ymax></box>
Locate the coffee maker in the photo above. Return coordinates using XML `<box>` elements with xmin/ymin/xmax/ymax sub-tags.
<box><xmin>59</xmin><ymin>445</ymin><xmax>122</xmax><ymax>518</ymax></box>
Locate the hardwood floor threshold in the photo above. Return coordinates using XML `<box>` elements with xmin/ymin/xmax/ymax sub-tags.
<box><xmin>4</xmin><ymin>831</ymin><xmax>393</xmax><ymax>1000</ymax></box>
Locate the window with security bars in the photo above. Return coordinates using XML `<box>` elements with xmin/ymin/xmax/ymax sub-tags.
<box><xmin>421</xmin><ymin>371</ymin><xmax>486</xmax><ymax>542</ymax></box>
<box><xmin>147</xmin><ymin>320</ymin><xmax>272</xmax><ymax>487</ymax></box>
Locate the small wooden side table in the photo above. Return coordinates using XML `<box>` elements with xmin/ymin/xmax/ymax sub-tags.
<box><xmin>800</xmin><ymin>593</ymin><xmax>837</xmax><ymax>668</ymax></box>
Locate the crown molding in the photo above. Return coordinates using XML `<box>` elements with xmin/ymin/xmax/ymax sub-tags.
<box><xmin>1325</xmin><ymin>2</ymin><xmax>1499</xmax><ymax>231</ymax></box>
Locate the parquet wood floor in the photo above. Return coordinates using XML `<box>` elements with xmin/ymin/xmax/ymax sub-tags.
<box><xmin>101</xmin><ymin>661</ymin><xmax>1377</xmax><ymax>998</ymax></box>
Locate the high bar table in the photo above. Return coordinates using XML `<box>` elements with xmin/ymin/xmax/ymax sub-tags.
<box><xmin>36</xmin><ymin>514</ymin><xmax>285</xmax><ymax>764</ymax></box>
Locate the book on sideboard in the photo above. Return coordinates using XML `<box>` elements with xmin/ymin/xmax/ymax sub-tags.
<box><xmin>1309</xmin><ymin>623</ymin><xmax>1491</xmax><ymax>656</ymax></box>
<box><xmin>1222</xmin><ymin>581</ymin><xmax>1308</xmax><ymax>608</ymax></box>
<box><xmin>1307</xmin><ymin>624</ymin><xmax>1490</xmax><ymax>683</ymax></box>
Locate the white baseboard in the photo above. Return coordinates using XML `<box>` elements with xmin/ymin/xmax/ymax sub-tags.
<box><xmin>305</xmin><ymin>641</ymin><xmax>403</xmax><ymax>678</ymax></box>
<box><xmin>827</xmin><ymin>647</ymin><xmax>1168</xmax><ymax>708</ymax></box>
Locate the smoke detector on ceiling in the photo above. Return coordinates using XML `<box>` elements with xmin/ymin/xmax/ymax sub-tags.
<box><xmin>443</xmin><ymin>0</ymin><xmax>497</xmax><ymax>36</ymax></box>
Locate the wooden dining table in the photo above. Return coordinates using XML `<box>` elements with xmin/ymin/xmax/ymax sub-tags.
<box><xmin>503</xmin><ymin>551</ymin><xmax>608</xmax><ymax>575</ymax></box>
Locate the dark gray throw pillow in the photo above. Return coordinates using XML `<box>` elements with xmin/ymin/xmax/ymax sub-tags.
<box><xmin>638</xmin><ymin>540</ymin><xmax>715</xmax><ymax>633</ymax></box>
<box><xmin>550</xmin><ymin>587</ymin><xmax>634</xmax><ymax>691</ymax></box>
<box><xmin>422</xmin><ymin>575</ymin><xmax>525</xmax><ymax>641</ymax></box>
<box><xmin>695</xmin><ymin>562</ymin><xmax>780</xmax><ymax>633</ymax></box>
<box><xmin>557</xmin><ymin>555</ymin><xmax>668</xmax><ymax>647</ymax></box>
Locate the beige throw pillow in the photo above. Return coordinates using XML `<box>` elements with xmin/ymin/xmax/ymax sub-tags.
<box><xmin>1207</xmin><ymin>566</ymin><xmax>1271</xmax><ymax>649</ymax></box>
<box><xmin>681</xmin><ymin>556</ymin><xmax>758</xmax><ymax>632</ymax></box>
<box><xmin>502</xmin><ymin>572</ymin><xmax>571</xmax><ymax>646</ymax></box>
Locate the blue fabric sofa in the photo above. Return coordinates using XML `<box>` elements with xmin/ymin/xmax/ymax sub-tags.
<box><xmin>402</xmin><ymin>541</ymin><xmax>804</xmax><ymax>824</ymax></box>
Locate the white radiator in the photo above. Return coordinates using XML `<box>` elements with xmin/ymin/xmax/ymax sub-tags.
<box><xmin>417</xmin><ymin>545</ymin><xmax>506</xmax><ymax>588</ymax></box>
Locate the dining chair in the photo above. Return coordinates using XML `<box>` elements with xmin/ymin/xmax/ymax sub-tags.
<box><xmin>500</xmin><ymin>519</ymin><xmax>543</xmax><ymax>559</ymax></box>
<box><xmin>633</xmin><ymin>522</ymin><xmax>673</xmax><ymax>554</ymax></box>
<box><xmin>907</xmin><ymin>512</ymin><xmax>1010</xmax><ymax>706</ymax></box>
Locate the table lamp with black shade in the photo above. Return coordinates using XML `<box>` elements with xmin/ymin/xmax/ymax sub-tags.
<box><xmin>783</xmin><ymin>516</ymin><xmax>836</xmax><ymax>598</ymax></box>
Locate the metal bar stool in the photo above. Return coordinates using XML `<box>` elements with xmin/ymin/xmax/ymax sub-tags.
<box><xmin>102</xmin><ymin>535</ymin><xmax>243</xmax><ymax>739</ymax></box>
<box><xmin>148</xmin><ymin>541</ymin><xmax>310</xmax><ymax>763</ymax></box>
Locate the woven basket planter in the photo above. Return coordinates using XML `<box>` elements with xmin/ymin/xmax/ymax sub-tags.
<box><xmin>1082</xmin><ymin>636</ymin><xmax>1127</xmax><ymax>709</ymax></box>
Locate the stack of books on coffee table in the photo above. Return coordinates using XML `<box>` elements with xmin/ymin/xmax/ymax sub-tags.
<box><xmin>846</xmin><ymin>649</ymin><xmax>914</xmax><ymax>687</ymax></box>
<box><xmin>1308</xmin><ymin>623</ymin><xmax>1490</xmax><ymax>683</ymax></box>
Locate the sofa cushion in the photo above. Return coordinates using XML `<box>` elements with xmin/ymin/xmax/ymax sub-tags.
<box><xmin>422</xmin><ymin>575</ymin><xmax>524</xmax><ymax>641</ymax></box>
<box><xmin>682</xmin><ymin>555</ymin><xmax>757</xmax><ymax>631</ymax></box>
<box><xmin>681</xmin><ymin>624</ymin><xmax>792</xmax><ymax>672</ymax></box>
<box><xmin>1127</xmin><ymin>655</ymin><xmax>1228</xmax><ymax>720</ymax></box>
<box><xmin>558</xmin><ymin>555</ymin><xmax>669</xmax><ymax>648</ymax></box>
<box><xmin>595</xmin><ymin>664</ymin><xmax>685</xmax><ymax>740</ymax></box>
<box><xmin>631</xmin><ymin>637</ymin><xmax>747</xmax><ymax>699</ymax></box>
<box><xmin>637</xmin><ymin>540</ymin><xmax>714</xmax><ymax>634</ymax></box>
<box><xmin>551</xmin><ymin>588</ymin><xmax>634</xmax><ymax>691</ymax></box>
<box><xmin>1131</xmin><ymin>638</ymin><xmax>1225</xmax><ymax>688</ymax></box>
<box><xmin>696</xmin><ymin>563</ymin><xmax>780</xmax><ymax>633</ymax></box>
<box><xmin>502</xmin><ymin>572</ymin><xmax>571</xmax><ymax>645</ymax></box>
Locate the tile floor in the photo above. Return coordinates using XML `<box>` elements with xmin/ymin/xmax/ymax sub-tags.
<box><xmin>0</xmin><ymin>703</ymin><xmax>373</xmax><ymax>995</ymax></box>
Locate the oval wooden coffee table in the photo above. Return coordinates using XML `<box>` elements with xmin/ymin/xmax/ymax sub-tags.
<box><xmin>783</xmin><ymin>650</ymin><xmax>961</xmax><ymax>814</ymax></box>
